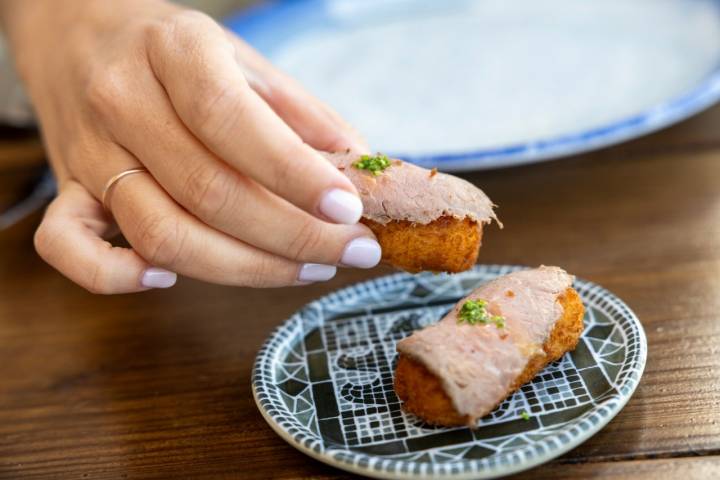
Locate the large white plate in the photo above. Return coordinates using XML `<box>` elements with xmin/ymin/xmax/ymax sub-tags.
<box><xmin>226</xmin><ymin>0</ymin><xmax>720</xmax><ymax>171</ymax></box>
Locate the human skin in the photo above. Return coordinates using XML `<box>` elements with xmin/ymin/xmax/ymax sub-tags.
<box><xmin>0</xmin><ymin>0</ymin><xmax>382</xmax><ymax>293</ymax></box>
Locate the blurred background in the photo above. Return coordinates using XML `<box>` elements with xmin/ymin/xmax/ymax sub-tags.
<box><xmin>224</xmin><ymin>0</ymin><xmax>720</xmax><ymax>169</ymax></box>
<box><xmin>3</xmin><ymin>0</ymin><xmax>720</xmax><ymax>228</ymax></box>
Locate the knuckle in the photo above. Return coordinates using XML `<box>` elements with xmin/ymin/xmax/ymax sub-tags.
<box><xmin>286</xmin><ymin>219</ymin><xmax>325</xmax><ymax>262</ymax></box>
<box><xmin>171</xmin><ymin>10</ymin><xmax>216</xmax><ymax>29</ymax></box>
<box><xmin>35</xmin><ymin>219</ymin><xmax>116</xmax><ymax>295</ymax></box>
<box><xmin>135</xmin><ymin>213</ymin><xmax>188</xmax><ymax>267</ymax></box>
<box><xmin>145</xmin><ymin>10</ymin><xmax>215</xmax><ymax>48</ymax></box>
<box><xmin>86</xmin><ymin>259</ymin><xmax>115</xmax><ymax>295</ymax></box>
<box><xmin>143</xmin><ymin>18</ymin><xmax>170</xmax><ymax>49</ymax></box>
<box><xmin>240</xmin><ymin>256</ymin><xmax>280</xmax><ymax>288</ymax></box>
<box><xmin>193</xmin><ymin>79</ymin><xmax>248</xmax><ymax>140</ymax></box>
<box><xmin>183</xmin><ymin>166</ymin><xmax>236</xmax><ymax>221</ymax></box>
<box><xmin>164</xmin><ymin>10</ymin><xmax>216</xmax><ymax>32</ymax></box>
<box><xmin>33</xmin><ymin>220</ymin><xmax>56</xmax><ymax>262</ymax></box>
<box><xmin>272</xmin><ymin>142</ymin><xmax>306</xmax><ymax>193</ymax></box>
<box><xmin>85</xmin><ymin>64</ymin><xmax>132</xmax><ymax>120</ymax></box>
<box><xmin>143</xmin><ymin>10</ymin><xmax>244</xmax><ymax>141</ymax></box>
<box><xmin>193</xmin><ymin>79</ymin><xmax>231</xmax><ymax>124</ymax></box>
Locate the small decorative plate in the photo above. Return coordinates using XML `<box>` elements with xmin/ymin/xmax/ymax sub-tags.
<box><xmin>252</xmin><ymin>265</ymin><xmax>647</xmax><ymax>479</ymax></box>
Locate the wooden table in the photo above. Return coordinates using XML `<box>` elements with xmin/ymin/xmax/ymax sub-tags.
<box><xmin>3</xmin><ymin>102</ymin><xmax>720</xmax><ymax>479</ymax></box>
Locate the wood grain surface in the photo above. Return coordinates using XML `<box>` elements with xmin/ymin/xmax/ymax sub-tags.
<box><xmin>3</xmin><ymin>75</ymin><xmax>720</xmax><ymax>480</ymax></box>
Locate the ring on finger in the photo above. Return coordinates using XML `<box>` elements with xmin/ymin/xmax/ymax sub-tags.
<box><xmin>101</xmin><ymin>167</ymin><xmax>149</xmax><ymax>214</ymax></box>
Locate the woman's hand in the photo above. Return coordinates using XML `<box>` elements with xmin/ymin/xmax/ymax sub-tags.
<box><xmin>0</xmin><ymin>0</ymin><xmax>381</xmax><ymax>293</ymax></box>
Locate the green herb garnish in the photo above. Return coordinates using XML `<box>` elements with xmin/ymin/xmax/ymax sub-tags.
<box><xmin>492</xmin><ymin>315</ymin><xmax>505</xmax><ymax>329</ymax></box>
<box><xmin>458</xmin><ymin>300</ymin><xmax>488</xmax><ymax>325</ymax></box>
<box><xmin>520</xmin><ymin>411</ymin><xmax>531</xmax><ymax>421</ymax></box>
<box><xmin>457</xmin><ymin>299</ymin><xmax>505</xmax><ymax>329</ymax></box>
<box><xmin>353</xmin><ymin>153</ymin><xmax>391</xmax><ymax>176</ymax></box>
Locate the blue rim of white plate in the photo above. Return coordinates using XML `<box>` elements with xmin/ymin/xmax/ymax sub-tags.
<box><xmin>252</xmin><ymin>265</ymin><xmax>647</xmax><ymax>479</ymax></box>
<box><xmin>225</xmin><ymin>0</ymin><xmax>720</xmax><ymax>171</ymax></box>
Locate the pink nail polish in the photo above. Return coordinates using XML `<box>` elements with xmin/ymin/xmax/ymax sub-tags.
<box><xmin>341</xmin><ymin>237</ymin><xmax>382</xmax><ymax>269</ymax></box>
<box><xmin>298</xmin><ymin>263</ymin><xmax>337</xmax><ymax>283</ymax></box>
<box><xmin>319</xmin><ymin>188</ymin><xmax>363</xmax><ymax>224</ymax></box>
<box><xmin>141</xmin><ymin>268</ymin><xmax>177</xmax><ymax>289</ymax></box>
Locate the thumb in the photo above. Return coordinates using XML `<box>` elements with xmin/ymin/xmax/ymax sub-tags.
<box><xmin>34</xmin><ymin>180</ymin><xmax>177</xmax><ymax>294</ymax></box>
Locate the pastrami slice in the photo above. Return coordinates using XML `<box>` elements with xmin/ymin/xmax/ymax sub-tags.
<box><xmin>322</xmin><ymin>151</ymin><xmax>499</xmax><ymax>226</ymax></box>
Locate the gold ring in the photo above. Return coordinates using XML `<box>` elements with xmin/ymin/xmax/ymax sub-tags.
<box><xmin>101</xmin><ymin>167</ymin><xmax>149</xmax><ymax>213</ymax></box>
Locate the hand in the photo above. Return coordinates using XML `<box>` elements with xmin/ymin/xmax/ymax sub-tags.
<box><xmin>1</xmin><ymin>0</ymin><xmax>381</xmax><ymax>293</ymax></box>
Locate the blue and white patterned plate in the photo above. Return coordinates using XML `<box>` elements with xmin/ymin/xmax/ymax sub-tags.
<box><xmin>227</xmin><ymin>0</ymin><xmax>720</xmax><ymax>171</ymax></box>
<box><xmin>252</xmin><ymin>265</ymin><xmax>647</xmax><ymax>479</ymax></box>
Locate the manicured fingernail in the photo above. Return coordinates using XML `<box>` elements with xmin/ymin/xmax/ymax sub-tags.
<box><xmin>319</xmin><ymin>188</ymin><xmax>363</xmax><ymax>224</ymax></box>
<box><xmin>341</xmin><ymin>237</ymin><xmax>382</xmax><ymax>269</ymax></box>
<box><xmin>298</xmin><ymin>263</ymin><xmax>337</xmax><ymax>283</ymax></box>
<box><xmin>141</xmin><ymin>267</ymin><xmax>177</xmax><ymax>289</ymax></box>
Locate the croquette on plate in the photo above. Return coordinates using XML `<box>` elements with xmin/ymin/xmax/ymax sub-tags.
<box><xmin>394</xmin><ymin>266</ymin><xmax>585</xmax><ymax>427</ymax></box>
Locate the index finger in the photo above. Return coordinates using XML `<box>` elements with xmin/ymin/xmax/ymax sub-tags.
<box><xmin>145</xmin><ymin>12</ymin><xmax>363</xmax><ymax>225</ymax></box>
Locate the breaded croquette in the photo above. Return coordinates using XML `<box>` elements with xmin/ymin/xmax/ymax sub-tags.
<box><xmin>361</xmin><ymin>216</ymin><xmax>482</xmax><ymax>273</ymax></box>
<box><xmin>322</xmin><ymin>151</ymin><xmax>499</xmax><ymax>273</ymax></box>
<box><xmin>394</xmin><ymin>267</ymin><xmax>585</xmax><ymax>427</ymax></box>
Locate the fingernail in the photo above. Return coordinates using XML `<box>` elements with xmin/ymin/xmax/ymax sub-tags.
<box><xmin>341</xmin><ymin>237</ymin><xmax>382</xmax><ymax>269</ymax></box>
<box><xmin>141</xmin><ymin>267</ymin><xmax>177</xmax><ymax>289</ymax></box>
<box><xmin>298</xmin><ymin>263</ymin><xmax>337</xmax><ymax>283</ymax></box>
<box><xmin>319</xmin><ymin>188</ymin><xmax>363</xmax><ymax>224</ymax></box>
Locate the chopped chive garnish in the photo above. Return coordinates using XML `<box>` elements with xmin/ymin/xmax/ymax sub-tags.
<box><xmin>458</xmin><ymin>300</ymin><xmax>505</xmax><ymax>329</ymax></box>
<box><xmin>352</xmin><ymin>154</ymin><xmax>391</xmax><ymax>176</ymax></box>
<box><xmin>492</xmin><ymin>315</ymin><xmax>505</xmax><ymax>329</ymax></box>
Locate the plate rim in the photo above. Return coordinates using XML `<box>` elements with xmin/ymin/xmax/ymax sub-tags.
<box><xmin>225</xmin><ymin>0</ymin><xmax>720</xmax><ymax>171</ymax></box>
<box><xmin>252</xmin><ymin>265</ymin><xmax>648</xmax><ymax>479</ymax></box>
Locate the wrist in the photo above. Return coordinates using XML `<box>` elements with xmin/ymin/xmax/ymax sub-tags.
<box><xmin>0</xmin><ymin>0</ymin><xmax>61</xmax><ymax>84</ymax></box>
<box><xmin>0</xmin><ymin>0</ymin><xmax>47</xmax><ymax>43</ymax></box>
<box><xmin>1</xmin><ymin>0</ymin><xmax>177</xmax><ymax>82</ymax></box>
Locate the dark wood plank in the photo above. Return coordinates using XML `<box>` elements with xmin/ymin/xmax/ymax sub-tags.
<box><xmin>512</xmin><ymin>456</ymin><xmax>720</xmax><ymax>480</ymax></box>
<box><xmin>3</xmin><ymin>97</ymin><xmax>720</xmax><ymax>479</ymax></box>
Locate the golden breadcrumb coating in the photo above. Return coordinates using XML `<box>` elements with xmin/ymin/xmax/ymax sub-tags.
<box><xmin>361</xmin><ymin>216</ymin><xmax>482</xmax><ymax>273</ymax></box>
<box><xmin>394</xmin><ymin>287</ymin><xmax>585</xmax><ymax>427</ymax></box>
